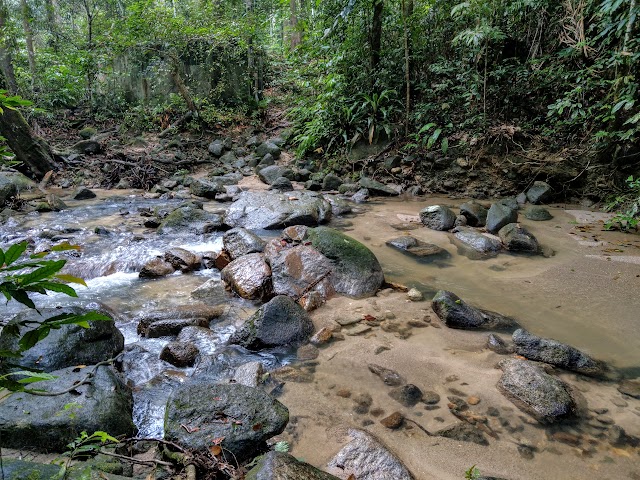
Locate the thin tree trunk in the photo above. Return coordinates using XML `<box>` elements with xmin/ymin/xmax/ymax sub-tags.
<box><xmin>370</xmin><ymin>0</ymin><xmax>383</xmax><ymax>73</ymax></box>
<box><xmin>245</xmin><ymin>0</ymin><xmax>260</xmax><ymax>103</ymax></box>
<box><xmin>622</xmin><ymin>0</ymin><xmax>636</xmax><ymax>53</ymax></box>
<box><xmin>45</xmin><ymin>0</ymin><xmax>60</xmax><ymax>51</ymax></box>
<box><xmin>0</xmin><ymin>108</ymin><xmax>56</xmax><ymax>179</ymax></box>
<box><xmin>402</xmin><ymin>0</ymin><xmax>413</xmax><ymax>136</ymax></box>
<box><xmin>290</xmin><ymin>0</ymin><xmax>301</xmax><ymax>48</ymax></box>
<box><xmin>0</xmin><ymin>0</ymin><xmax>17</xmax><ymax>94</ymax></box>
<box><xmin>20</xmin><ymin>0</ymin><xmax>37</xmax><ymax>89</ymax></box>
<box><xmin>168</xmin><ymin>56</ymin><xmax>197</xmax><ymax>114</ymax></box>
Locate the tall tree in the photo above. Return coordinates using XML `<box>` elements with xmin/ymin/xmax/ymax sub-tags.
<box><xmin>370</xmin><ymin>0</ymin><xmax>383</xmax><ymax>73</ymax></box>
<box><xmin>0</xmin><ymin>0</ymin><xmax>17</xmax><ymax>94</ymax></box>
<box><xmin>20</xmin><ymin>0</ymin><xmax>37</xmax><ymax>89</ymax></box>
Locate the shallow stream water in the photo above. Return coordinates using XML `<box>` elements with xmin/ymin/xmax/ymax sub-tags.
<box><xmin>2</xmin><ymin>189</ymin><xmax>639</xmax><ymax>479</ymax></box>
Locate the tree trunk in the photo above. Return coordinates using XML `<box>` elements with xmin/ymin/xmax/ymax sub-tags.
<box><xmin>0</xmin><ymin>108</ymin><xmax>56</xmax><ymax>179</ymax></box>
<box><xmin>370</xmin><ymin>0</ymin><xmax>384</xmax><ymax>73</ymax></box>
<box><xmin>20</xmin><ymin>0</ymin><xmax>37</xmax><ymax>88</ymax></box>
<box><xmin>402</xmin><ymin>0</ymin><xmax>413</xmax><ymax>136</ymax></box>
<box><xmin>44</xmin><ymin>0</ymin><xmax>60</xmax><ymax>51</ymax></box>
<box><xmin>290</xmin><ymin>0</ymin><xmax>301</xmax><ymax>48</ymax></box>
<box><xmin>0</xmin><ymin>0</ymin><xmax>17</xmax><ymax>94</ymax></box>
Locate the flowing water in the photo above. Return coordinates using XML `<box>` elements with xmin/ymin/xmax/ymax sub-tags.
<box><xmin>2</xmin><ymin>190</ymin><xmax>639</xmax><ymax>479</ymax></box>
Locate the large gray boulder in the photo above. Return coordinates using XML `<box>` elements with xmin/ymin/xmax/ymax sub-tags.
<box><xmin>136</xmin><ymin>304</ymin><xmax>225</xmax><ymax>336</ymax></box>
<box><xmin>0</xmin><ymin>365</ymin><xmax>135</xmax><ymax>451</ymax></box>
<box><xmin>225</xmin><ymin>191</ymin><xmax>332</xmax><ymax>230</ymax></box>
<box><xmin>189</xmin><ymin>178</ymin><xmax>223</xmax><ymax>199</ymax></box>
<box><xmin>258</xmin><ymin>165</ymin><xmax>294</xmax><ymax>185</ymax></box>
<box><xmin>229</xmin><ymin>295</ymin><xmax>314</xmax><ymax>349</ymax></box>
<box><xmin>498</xmin><ymin>224</ymin><xmax>539</xmax><ymax>253</ymax></box>
<box><xmin>0</xmin><ymin>171</ymin><xmax>35</xmax><ymax>206</ymax></box>
<box><xmin>497</xmin><ymin>359</ymin><xmax>576</xmax><ymax>424</ymax></box>
<box><xmin>431</xmin><ymin>291</ymin><xmax>517</xmax><ymax>330</ymax></box>
<box><xmin>358</xmin><ymin>177</ymin><xmax>399</xmax><ymax>196</ymax></box>
<box><xmin>512</xmin><ymin>329</ymin><xmax>605</xmax><ymax>376</ymax></box>
<box><xmin>524</xmin><ymin>205</ymin><xmax>553</xmax><ymax>221</ymax></box>
<box><xmin>459</xmin><ymin>201</ymin><xmax>488</xmax><ymax>227</ymax></box>
<box><xmin>268</xmin><ymin>244</ymin><xmax>335</xmax><ymax>300</ymax></box>
<box><xmin>256</xmin><ymin>141</ymin><xmax>281</xmax><ymax>158</ymax></box>
<box><xmin>419</xmin><ymin>205</ymin><xmax>456</xmax><ymax>231</ymax></box>
<box><xmin>246</xmin><ymin>452</ymin><xmax>340</xmax><ymax>480</ymax></box>
<box><xmin>526</xmin><ymin>181</ymin><xmax>552</xmax><ymax>204</ymax></box>
<box><xmin>158</xmin><ymin>206</ymin><xmax>224</xmax><ymax>234</ymax></box>
<box><xmin>453</xmin><ymin>227</ymin><xmax>502</xmax><ymax>255</ymax></box>
<box><xmin>486</xmin><ymin>203</ymin><xmax>518</xmax><ymax>233</ymax></box>
<box><xmin>307</xmin><ymin>227</ymin><xmax>384</xmax><ymax>298</ymax></box>
<box><xmin>164</xmin><ymin>383</ymin><xmax>288</xmax><ymax>460</ymax></box>
<box><xmin>0</xmin><ymin>307</ymin><xmax>123</xmax><ymax>372</ymax></box>
<box><xmin>223</xmin><ymin>227</ymin><xmax>266</xmax><ymax>260</ymax></box>
<box><xmin>221</xmin><ymin>253</ymin><xmax>272</xmax><ymax>300</ymax></box>
<box><xmin>328</xmin><ymin>429</ymin><xmax>414</xmax><ymax>480</ymax></box>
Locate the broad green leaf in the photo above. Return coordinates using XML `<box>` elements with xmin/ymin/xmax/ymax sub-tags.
<box><xmin>36</xmin><ymin>281</ymin><xmax>78</xmax><ymax>297</ymax></box>
<box><xmin>51</xmin><ymin>242</ymin><xmax>82</xmax><ymax>252</ymax></box>
<box><xmin>4</xmin><ymin>242</ymin><xmax>28</xmax><ymax>266</ymax></box>
<box><xmin>19</xmin><ymin>327</ymin><xmax>51</xmax><ymax>351</ymax></box>
<box><xmin>0</xmin><ymin>248</ymin><xmax>5</xmax><ymax>266</ymax></box>
<box><xmin>9</xmin><ymin>290</ymin><xmax>37</xmax><ymax>310</ymax></box>
<box><xmin>13</xmin><ymin>371</ymin><xmax>57</xmax><ymax>384</ymax></box>
<box><xmin>17</xmin><ymin>260</ymin><xmax>67</xmax><ymax>286</ymax></box>
<box><xmin>54</xmin><ymin>274</ymin><xmax>87</xmax><ymax>287</ymax></box>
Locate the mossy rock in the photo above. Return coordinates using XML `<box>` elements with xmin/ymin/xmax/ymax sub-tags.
<box><xmin>245</xmin><ymin>451</ymin><xmax>340</xmax><ymax>479</ymax></box>
<box><xmin>307</xmin><ymin>226</ymin><xmax>384</xmax><ymax>298</ymax></box>
<box><xmin>158</xmin><ymin>206</ymin><xmax>224</xmax><ymax>234</ymax></box>
<box><xmin>79</xmin><ymin>126</ymin><xmax>97</xmax><ymax>139</ymax></box>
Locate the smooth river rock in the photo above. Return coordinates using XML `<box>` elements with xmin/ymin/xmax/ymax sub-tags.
<box><xmin>307</xmin><ymin>227</ymin><xmax>384</xmax><ymax>298</ymax></box>
<box><xmin>246</xmin><ymin>451</ymin><xmax>340</xmax><ymax>480</ymax></box>
<box><xmin>431</xmin><ymin>291</ymin><xmax>517</xmax><ymax>330</ymax></box>
<box><xmin>157</xmin><ymin>205</ymin><xmax>224</xmax><ymax>234</ymax></box>
<box><xmin>486</xmin><ymin>203</ymin><xmax>518</xmax><ymax>233</ymax></box>
<box><xmin>221</xmin><ymin>253</ymin><xmax>272</xmax><ymax>300</ymax></box>
<box><xmin>453</xmin><ymin>227</ymin><xmax>502</xmax><ymax>255</ymax></box>
<box><xmin>268</xmin><ymin>244</ymin><xmax>335</xmax><ymax>300</ymax></box>
<box><xmin>229</xmin><ymin>295</ymin><xmax>314</xmax><ymax>350</ymax></box>
<box><xmin>164</xmin><ymin>382</ymin><xmax>288</xmax><ymax>460</ymax></box>
<box><xmin>225</xmin><ymin>191</ymin><xmax>332</xmax><ymax>230</ymax></box>
<box><xmin>512</xmin><ymin>328</ymin><xmax>605</xmax><ymax>376</ymax></box>
<box><xmin>0</xmin><ymin>365</ymin><xmax>134</xmax><ymax>451</ymax></box>
<box><xmin>223</xmin><ymin>227</ymin><xmax>266</xmax><ymax>260</ymax></box>
<box><xmin>328</xmin><ymin>429</ymin><xmax>414</xmax><ymax>480</ymax></box>
<box><xmin>526</xmin><ymin>181</ymin><xmax>552</xmax><ymax>204</ymax></box>
<box><xmin>498</xmin><ymin>224</ymin><xmax>539</xmax><ymax>253</ymax></box>
<box><xmin>385</xmin><ymin>236</ymin><xmax>448</xmax><ymax>259</ymax></box>
<box><xmin>419</xmin><ymin>205</ymin><xmax>456</xmax><ymax>231</ymax></box>
<box><xmin>459</xmin><ymin>201</ymin><xmax>488</xmax><ymax>227</ymax></box>
<box><xmin>497</xmin><ymin>359</ymin><xmax>576</xmax><ymax>424</ymax></box>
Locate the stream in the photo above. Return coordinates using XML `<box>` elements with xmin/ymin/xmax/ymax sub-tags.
<box><xmin>2</xmin><ymin>189</ymin><xmax>639</xmax><ymax>479</ymax></box>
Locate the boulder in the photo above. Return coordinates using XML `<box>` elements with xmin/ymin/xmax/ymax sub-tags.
<box><xmin>453</xmin><ymin>227</ymin><xmax>502</xmax><ymax>255</ymax></box>
<box><xmin>431</xmin><ymin>291</ymin><xmax>517</xmax><ymax>330</ymax></box>
<box><xmin>164</xmin><ymin>383</ymin><xmax>288</xmax><ymax>460</ymax></box>
<box><xmin>158</xmin><ymin>206</ymin><xmax>224</xmax><ymax>234</ymax></box>
<box><xmin>497</xmin><ymin>359</ymin><xmax>576</xmax><ymax>423</ymax></box>
<box><xmin>146</xmin><ymin>318</ymin><xmax>211</xmax><ymax>338</ymax></box>
<box><xmin>524</xmin><ymin>205</ymin><xmax>553</xmax><ymax>221</ymax></box>
<box><xmin>0</xmin><ymin>307</ymin><xmax>123</xmax><ymax>373</ymax></box>
<box><xmin>351</xmin><ymin>188</ymin><xmax>369</xmax><ymax>203</ymax></box>
<box><xmin>139</xmin><ymin>257</ymin><xmax>175</xmax><ymax>278</ymax></box>
<box><xmin>419</xmin><ymin>205</ymin><xmax>456</xmax><ymax>231</ymax></box>
<box><xmin>526</xmin><ymin>181</ymin><xmax>552</xmax><ymax>204</ymax></box>
<box><xmin>328</xmin><ymin>429</ymin><xmax>414</xmax><ymax>480</ymax></box>
<box><xmin>159</xmin><ymin>341</ymin><xmax>199</xmax><ymax>367</ymax></box>
<box><xmin>72</xmin><ymin>186</ymin><xmax>97</xmax><ymax>200</ymax></box>
<box><xmin>0</xmin><ymin>179</ymin><xmax>17</xmax><ymax>207</ymax></box>
<box><xmin>191</xmin><ymin>279</ymin><xmax>230</xmax><ymax>304</ymax></box>
<box><xmin>358</xmin><ymin>177</ymin><xmax>399</xmax><ymax>196</ymax></box>
<box><xmin>385</xmin><ymin>236</ymin><xmax>447</xmax><ymax>259</ymax></box>
<box><xmin>459</xmin><ymin>201</ymin><xmax>488</xmax><ymax>227</ymax></box>
<box><xmin>325</xmin><ymin>195</ymin><xmax>352</xmax><ymax>215</ymax></box>
<box><xmin>221</xmin><ymin>253</ymin><xmax>272</xmax><ymax>300</ymax></box>
<box><xmin>246</xmin><ymin>452</ymin><xmax>340</xmax><ymax>480</ymax></box>
<box><xmin>223</xmin><ymin>227</ymin><xmax>266</xmax><ymax>260</ymax></box>
<box><xmin>163</xmin><ymin>247</ymin><xmax>202</xmax><ymax>271</ymax></box>
<box><xmin>307</xmin><ymin>227</ymin><xmax>384</xmax><ymax>298</ymax></box>
<box><xmin>136</xmin><ymin>304</ymin><xmax>225</xmax><ymax>336</ymax></box>
<box><xmin>229</xmin><ymin>295</ymin><xmax>314</xmax><ymax>349</ymax></box>
<box><xmin>72</xmin><ymin>139</ymin><xmax>101</xmax><ymax>154</ymax></box>
<box><xmin>0</xmin><ymin>365</ymin><xmax>134</xmax><ymax>451</ymax></box>
<box><xmin>208</xmin><ymin>140</ymin><xmax>224</xmax><ymax>156</ymax></box>
<box><xmin>190</xmin><ymin>178</ymin><xmax>223</xmax><ymax>199</ymax></box>
<box><xmin>322</xmin><ymin>173</ymin><xmax>343</xmax><ymax>191</ymax></box>
<box><xmin>225</xmin><ymin>191</ymin><xmax>332</xmax><ymax>230</ymax></box>
<box><xmin>498</xmin><ymin>224</ymin><xmax>539</xmax><ymax>253</ymax></box>
<box><xmin>270</xmin><ymin>176</ymin><xmax>294</xmax><ymax>192</ymax></box>
<box><xmin>258</xmin><ymin>165</ymin><xmax>294</xmax><ymax>185</ymax></box>
<box><xmin>259</xmin><ymin>153</ymin><xmax>275</xmax><ymax>167</ymax></box>
<box><xmin>0</xmin><ymin>171</ymin><xmax>35</xmax><ymax>206</ymax></box>
<box><xmin>256</xmin><ymin>141</ymin><xmax>281</xmax><ymax>158</ymax></box>
<box><xmin>512</xmin><ymin>329</ymin><xmax>605</xmax><ymax>376</ymax></box>
<box><xmin>486</xmin><ymin>203</ymin><xmax>518</xmax><ymax>233</ymax></box>
<box><xmin>267</xmin><ymin>244</ymin><xmax>334</xmax><ymax>300</ymax></box>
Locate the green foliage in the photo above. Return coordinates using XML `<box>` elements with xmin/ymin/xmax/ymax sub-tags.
<box><xmin>605</xmin><ymin>176</ymin><xmax>640</xmax><ymax>232</ymax></box>
<box><xmin>0</xmin><ymin>241</ymin><xmax>111</xmax><ymax>392</ymax></box>
<box><xmin>465</xmin><ymin>465</ymin><xmax>481</xmax><ymax>479</ymax></box>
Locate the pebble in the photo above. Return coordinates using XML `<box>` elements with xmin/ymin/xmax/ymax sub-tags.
<box><xmin>408</xmin><ymin>319</ymin><xmax>429</xmax><ymax>328</ymax></box>
<box><xmin>353</xmin><ymin>392</ymin><xmax>373</xmax><ymax>415</ymax></box>
<box><xmin>297</xmin><ymin>344</ymin><xmax>319</xmax><ymax>361</ymax></box>
<box><xmin>611</xmin><ymin>397</ymin><xmax>628</xmax><ymax>408</ymax></box>
<box><xmin>467</xmin><ymin>396</ymin><xmax>481</xmax><ymax>406</ymax></box>
<box><xmin>422</xmin><ymin>391</ymin><xmax>441</xmax><ymax>405</ymax></box>
<box><xmin>487</xmin><ymin>407</ymin><xmax>500</xmax><ymax>417</ymax></box>
<box><xmin>335</xmin><ymin>317</ymin><xmax>361</xmax><ymax>326</ymax></box>
<box><xmin>345</xmin><ymin>324</ymin><xmax>372</xmax><ymax>336</ymax></box>
<box><xmin>517</xmin><ymin>444</ymin><xmax>536</xmax><ymax>460</ymax></box>
<box><xmin>310</xmin><ymin>327</ymin><xmax>333</xmax><ymax>345</ymax></box>
<box><xmin>447</xmin><ymin>396</ymin><xmax>469</xmax><ymax>411</ymax></box>
<box><xmin>424</xmin><ymin>405</ymin><xmax>441</xmax><ymax>411</ymax></box>
<box><xmin>596</xmin><ymin>415</ymin><xmax>615</xmax><ymax>425</ymax></box>
<box><xmin>592</xmin><ymin>408</ymin><xmax>608</xmax><ymax>414</ymax></box>
<box><xmin>374</xmin><ymin>345</ymin><xmax>390</xmax><ymax>355</ymax></box>
<box><xmin>389</xmin><ymin>384</ymin><xmax>423</xmax><ymax>407</ymax></box>
<box><xmin>370</xmin><ymin>407</ymin><xmax>385</xmax><ymax>417</ymax></box>
<box><xmin>385</xmin><ymin>311</ymin><xmax>396</xmax><ymax>319</ymax></box>
<box><xmin>551</xmin><ymin>431</ymin><xmax>581</xmax><ymax>446</ymax></box>
<box><xmin>448</xmin><ymin>388</ymin><xmax>467</xmax><ymax>396</ymax></box>
<box><xmin>368</xmin><ymin>363</ymin><xmax>405</xmax><ymax>386</ymax></box>
<box><xmin>407</xmin><ymin>288</ymin><xmax>424</xmax><ymax>301</ymax></box>
<box><xmin>336</xmin><ymin>388</ymin><xmax>352</xmax><ymax>398</ymax></box>
<box><xmin>362</xmin><ymin>419</ymin><xmax>375</xmax><ymax>427</ymax></box>
<box><xmin>380</xmin><ymin>412</ymin><xmax>405</xmax><ymax>429</ymax></box>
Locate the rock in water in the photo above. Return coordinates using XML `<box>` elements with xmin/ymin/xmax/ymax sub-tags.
<box><xmin>486</xmin><ymin>203</ymin><xmax>518</xmax><ymax>233</ymax></box>
<box><xmin>0</xmin><ymin>366</ymin><xmax>134</xmax><ymax>451</ymax></box>
<box><xmin>158</xmin><ymin>206</ymin><xmax>224</xmax><ymax>234</ymax></box>
<box><xmin>225</xmin><ymin>191</ymin><xmax>332</xmax><ymax>230</ymax></box>
<box><xmin>524</xmin><ymin>205</ymin><xmax>553</xmax><ymax>221</ymax></box>
<box><xmin>164</xmin><ymin>383</ymin><xmax>288</xmax><ymax>460</ymax></box>
<box><xmin>512</xmin><ymin>329</ymin><xmax>605</xmax><ymax>376</ymax></box>
<box><xmin>431</xmin><ymin>291</ymin><xmax>517</xmax><ymax>330</ymax></box>
<box><xmin>221</xmin><ymin>253</ymin><xmax>272</xmax><ymax>300</ymax></box>
<box><xmin>328</xmin><ymin>429</ymin><xmax>414</xmax><ymax>480</ymax></box>
<box><xmin>419</xmin><ymin>205</ymin><xmax>456</xmax><ymax>231</ymax></box>
<box><xmin>453</xmin><ymin>227</ymin><xmax>502</xmax><ymax>255</ymax></box>
<box><xmin>223</xmin><ymin>227</ymin><xmax>266</xmax><ymax>260</ymax></box>
<box><xmin>498</xmin><ymin>224</ymin><xmax>539</xmax><ymax>253</ymax></box>
<box><xmin>459</xmin><ymin>201</ymin><xmax>488</xmax><ymax>227</ymax></box>
<box><xmin>385</xmin><ymin>236</ymin><xmax>448</xmax><ymax>259</ymax></box>
<box><xmin>526</xmin><ymin>181</ymin><xmax>552</xmax><ymax>204</ymax></box>
<box><xmin>246</xmin><ymin>451</ymin><xmax>341</xmax><ymax>480</ymax></box>
<box><xmin>307</xmin><ymin>227</ymin><xmax>384</xmax><ymax>298</ymax></box>
<box><xmin>497</xmin><ymin>359</ymin><xmax>576</xmax><ymax>424</ymax></box>
<box><xmin>0</xmin><ymin>307</ymin><xmax>123</xmax><ymax>372</ymax></box>
<box><xmin>358</xmin><ymin>177</ymin><xmax>399</xmax><ymax>196</ymax></box>
<box><xmin>72</xmin><ymin>186</ymin><xmax>97</xmax><ymax>200</ymax></box>
<box><xmin>268</xmin><ymin>244</ymin><xmax>335</xmax><ymax>300</ymax></box>
<box><xmin>229</xmin><ymin>295</ymin><xmax>314</xmax><ymax>349</ymax></box>
<box><xmin>436</xmin><ymin>422</ymin><xmax>488</xmax><ymax>446</ymax></box>
<box><xmin>139</xmin><ymin>257</ymin><xmax>175</xmax><ymax>278</ymax></box>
